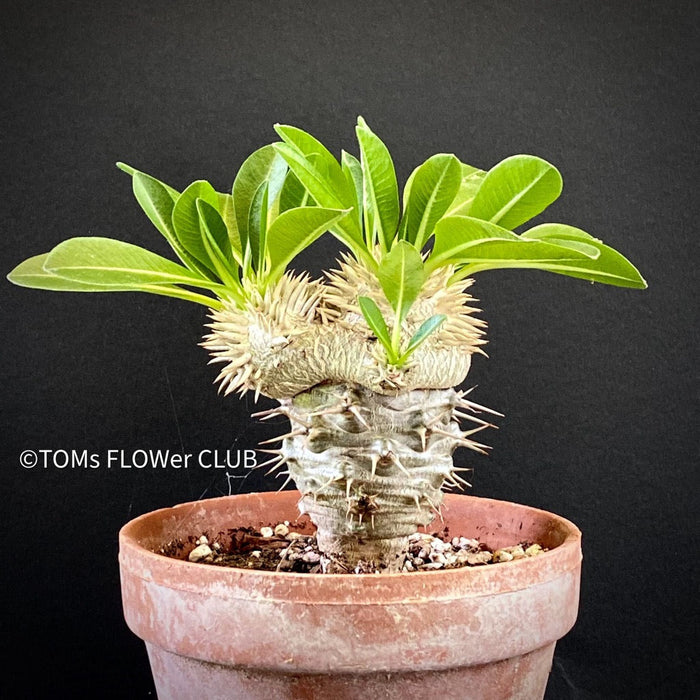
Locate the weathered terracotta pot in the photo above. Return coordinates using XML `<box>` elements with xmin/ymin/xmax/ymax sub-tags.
<box><xmin>119</xmin><ymin>491</ymin><xmax>582</xmax><ymax>700</ymax></box>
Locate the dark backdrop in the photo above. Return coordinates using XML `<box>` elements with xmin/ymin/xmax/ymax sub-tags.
<box><xmin>1</xmin><ymin>2</ymin><xmax>697</xmax><ymax>698</ymax></box>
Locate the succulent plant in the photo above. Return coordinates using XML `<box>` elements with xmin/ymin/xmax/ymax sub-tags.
<box><xmin>8</xmin><ymin>117</ymin><xmax>646</xmax><ymax>571</ymax></box>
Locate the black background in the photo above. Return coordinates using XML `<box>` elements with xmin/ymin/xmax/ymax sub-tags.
<box><xmin>1</xmin><ymin>2</ymin><xmax>698</xmax><ymax>698</ymax></box>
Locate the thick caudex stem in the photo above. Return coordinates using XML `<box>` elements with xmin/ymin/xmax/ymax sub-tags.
<box><xmin>206</xmin><ymin>259</ymin><xmax>494</xmax><ymax>571</ymax></box>
<box><xmin>272</xmin><ymin>383</ymin><xmax>494</xmax><ymax>572</ymax></box>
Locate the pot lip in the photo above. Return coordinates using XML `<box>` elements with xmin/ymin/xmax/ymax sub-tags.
<box><xmin>119</xmin><ymin>491</ymin><xmax>582</xmax><ymax>600</ymax></box>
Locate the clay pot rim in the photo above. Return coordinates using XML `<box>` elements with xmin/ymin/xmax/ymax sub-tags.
<box><xmin>119</xmin><ymin>492</ymin><xmax>582</xmax><ymax>602</ymax></box>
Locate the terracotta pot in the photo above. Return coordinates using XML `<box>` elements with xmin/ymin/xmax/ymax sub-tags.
<box><xmin>119</xmin><ymin>491</ymin><xmax>582</xmax><ymax>700</ymax></box>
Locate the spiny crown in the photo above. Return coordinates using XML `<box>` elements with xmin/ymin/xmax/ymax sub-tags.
<box><xmin>202</xmin><ymin>259</ymin><xmax>486</xmax><ymax>400</ymax></box>
<box><xmin>322</xmin><ymin>253</ymin><xmax>487</xmax><ymax>354</ymax></box>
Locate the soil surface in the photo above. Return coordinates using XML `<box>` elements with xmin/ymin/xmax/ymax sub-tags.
<box><xmin>158</xmin><ymin>516</ymin><xmax>546</xmax><ymax>574</ymax></box>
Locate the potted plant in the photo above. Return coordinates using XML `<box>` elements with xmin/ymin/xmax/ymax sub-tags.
<box><xmin>8</xmin><ymin>117</ymin><xmax>645</xmax><ymax>699</ymax></box>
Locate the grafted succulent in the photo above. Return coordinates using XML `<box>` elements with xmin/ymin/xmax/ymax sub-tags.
<box><xmin>8</xmin><ymin>117</ymin><xmax>646</xmax><ymax>572</ymax></box>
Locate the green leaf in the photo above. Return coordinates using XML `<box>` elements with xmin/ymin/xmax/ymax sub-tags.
<box><xmin>274</xmin><ymin>124</ymin><xmax>351</xmax><ymax>202</ymax></box>
<box><xmin>399</xmin><ymin>314</ymin><xmax>446</xmax><ymax>363</ymax></box>
<box><xmin>400</xmin><ymin>153</ymin><xmax>462</xmax><ymax>249</ymax></box>
<box><xmin>464</xmin><ymin>236</ymin><xmax>647</xmax><ymax>288</ymax></box>
<box><xmin>278</xmin><ymin>168</ymin><xmax>311</xmax><ymax>213</ymax></box>
<box><xmin>341</xmin><ymin>150</ymin><xmax>363</xmax><ymax>230</ymax></box>
<box><xmin>377</xmin><ymin>240</ymin><xmax>425</xmax><ymax>323</ymax></box>
<box><xmin>232</xmin><ymin>144</ymin><xmax>284</xmax><ymax>253</ymax></box>
<box><xmin>445</xmin><ymin>168</ymin><xmax>487</xmax><ymax>217</ymax></box>
<box><xmin>129</xmin><ymin>172</ymin><xmax>215</xmax><ymax>281</ymax></box>
<box><xmin>196</xmin><ymin>199</ymin><xmax>242</xmax><ymax>294</ymax></box>
<box><xmin>431</xmin><ymin>218</ymin><xmax>646</xmax><ymax>288</ymax></box>
<box><xmin>171</xmin><ymin>181</ymin><xmax>221</xmax><ymax>273</ymax></box>
<box><xmin>43</xmin><ymin>237</ymin><xmax>223</xmax><ymax>291</ymax></box>
<box><xmin>429</xmin><ymin>216</ymin><xmax>520</xmax><ymax>268</ymax></box>
<box><xmin>522</xmin><ymin>223</ymin><xmax>601</xmax><ymax>259</ymax></box>
<box><xmin>247</xmin><ymin>180</ymin><xmax>269</xmax><ymax>272</ymax></box>
<box><xmin>7</xmin><ymin>253</ymin><xmax>222</xmax><ymax>308</ymax></box>
<box><xmin>358</xmin><ymin>296</ymin><xmax>396</xmax><ymax>363</ymax></box>
<box><xmin>265</xmin><ymin>206</ymin><xmax>349</xmax><ymax>284</ymax></box>
<box><xmin>117</xmin><ymin>162</ymin><xmax>179</xmax><ymax>200</ymax></box>
<box><xmin>9</xmin><ymin>253</ymin><xmax>134</xmax><ymax>291</ymax></box>
<box><xmin>355</xmin><ymin>117</ymin><xmax>400</xmax><ymax>251</ymax></box>
<box><xmin>468</xmin><ymin>155</ymin><xmax>562</xmax><ymax>229</ymax></box>
<box><xmin>459</xmin><ymin>163</ymin><xmax>483</xmax><ymax>178</ymax></box>
<box><xmin>273</xmin><ymin>142</ymin><xmax>365</xmax><ymax>255</ymax></box>
<box><xmin>216</xmin><ymin>192</ymin><xmax>243</xmax><ymax>265</ymax></box>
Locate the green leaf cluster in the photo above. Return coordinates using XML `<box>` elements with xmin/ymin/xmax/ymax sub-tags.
<box><xmin>8</xmin><ymin>158</ymin><xmax>351</xmax><ymax>308</ymax></box>
<box><xmin>8</xmin><ymin>117</ymin><xmax>645</xmax><ymax>365</ymax></box>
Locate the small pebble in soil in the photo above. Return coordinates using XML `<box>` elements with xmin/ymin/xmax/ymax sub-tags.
<box><xmin>188</xmin><ymin>543</ymin><xmax>213</xmax><ymax>563</ymax></box>
<box><xmin>175</xmin><ymin>521</ymin><xmax>547</xmax><ymax>574</ymax></box>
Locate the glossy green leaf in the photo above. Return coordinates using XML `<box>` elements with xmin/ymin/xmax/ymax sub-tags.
<box><xmin>358</xmin><ymin>296</ymin><xmax>396</xmax><ymax>362</ymax></box>
<box><xmin>216</xmin><ymin>192</ymin><xmax>243</xmax><ymax>265</ymax></box>
<box><xmin>247</xmin><ymin>180</ymin><xmax>269</xmax><ymax>272</ymax></box>
<box><xmin>400</xmin><ymin>153</ymin><xmax>462</xmax><ymax>248</ymax></box>
<box><xmin>278</xmin><ymin>168</ymin><xmax>310</xmax><ymax>213</ymax></box>
<box><xmin>43</xmin><ymin>237</ymin><xmax>223</xmax><ymax>291</ymax></box>
<box><xmin>196</xmin><ymin>199</ymin><xmax>242</xmax><ymax>294</ymax></box>
<box><xmin>117</xmin><ymin>162</ymin><xmax>179</xmax><ymax>200</ymax></box>
<box><xmin>274</xmin><ymin>124</ymin><xmax>351</xmax><ymax>201</ymax></box>
<box><xmin>399</xmin><ymin>314</ymin><xmax>446</xmax><ymax>363</ymax></box>
<box><xmin>468</xmin><ymin>155</ymin><xmax>562</xmax><ymax>229</ymax></box>
<box><xmin>445</xmin><ymin>168</ymin><xmax>487</xmax><ymax>217</ymax></box>
<box><xmin>171</xmin><ymin>181</ymin><xmax>220</xmax><ymax>272</ymax></box>
<box><xmin>232</xmin><ymin>144</ymin><xmax>283</xmax><ymax>253</ymax></box>
<box><xmin>429</xmin><ymin>215</ymin><xmax>592</xmax><ymax>271</ymax></box>
<box><xmin>266</xmin><ymin>207</ymin><xmax>349</xmax><ymax>284</ymax></box>
<box><xmin>273</xmin><ymin>142</ymin><xmax>364</xmax><ymax>254</ymax></box>
<box><xmin>341</xmin><ymin>150</ymin><xmax>363</xmax><ymax>230</ymax></box>
<box><xmin>462</xmin><ymin>238</ymin><xmax>647</xmax><ymax>288</ymax></box>
<box><xmin>7</xmin><ymin>253</ymin><xmax>221</xmax><ymax>307</ymax></box>
<box><xmin>431</xmin><ymin>216</ymin><xmax>645</xmax><ymax>287</ymax></box>
<box><xmin>356</xmin><ymin>117</ymin><xmax>400</xmax><ymax>251</ymax></box>
<box><xmin>377</xmin><ymin>240</ymin><xmax>425</xmax><ymax>323</ymax></box>
<box><xmin>522</xmin><ymin>223</ymin><xmax>601</xmax><ymax>259</ymax></box>
<box><xmin>429</xmin><ymin>216</ymin><xmax>520</xmax><ymax>268</ymax></box>
<box><xmin>129</xmin><ymin>172</ymin><xmax>215</xmax><ymax>281</ymax></box>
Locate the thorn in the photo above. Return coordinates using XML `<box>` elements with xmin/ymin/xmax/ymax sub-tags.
<box><xmin>426</xmin><ymin>407</ymin><xmax>452</xmax><ymax>427</ymax></box>
<box><xmin>347</xmin><ymin>404</ymin><xmax>370</xmax><ymax>428</ymax></box>
<box><xmin>431</xmin><ymin>427</ymin><xmax>461</xmax><ymax>440</ymax></box>
<box><xmin>370</xmin><ymin>453</ymin><xmax>380</xmax><ymax>479</ymax></box>
<box><xmin>389</xmin><ymin>452</ymin><xmax>411</xmax><ymax>477</ymax></box>
<box><xmin>424</xmin><ymin>494</ymin><xmax>444</xmax><ymax>523</ymax></box>
<box><xmin>276</xmin><ymin>472</ymin><xmax>294</xmax><ymax>491</ymax></box>
<box><xmin>309</xmin><ymin>402</ymin><xmax>345</xmax><ymax>418</ymax></box>
<box><xmin>251</xmin><ymin>406</ymin><xmax>284</xmax><ymax>420</ymax></box>
<box><xmin>255</xmin><ymin>454</ymin><xmax>282</xmax><ymax>471</ymax></box>
<box><xmin>415</xmin><ymin>426</ymin><xmax>428</xmax><ymax>451</ymax></box>
<box><xmin>370</xmin><ymin>513</ymin><xmax>375</xmax><ymax>530</ymax></box>
<box><xmin>457</xmin><ymin>399</ymin><xmax>504</xmax><ymax>418</ymax></box>
<box><xmin>413</xmin><ymin>494</ymin><xmax>422</xmax><ymax>514</ymax></box>
<box><xmin>460</xmin><ymin>424</ymin><xmax>493</xmax><ymax>437</ymax></box>
<box><xmin>453</xmin><ymin>410</ymin><xmax>495</xmax><ymax>428</ymax></box>
<box><xmin>258</xmin><ymin>428</ymin><xmax>306</xmax><ymax>446</ymax></box>
<box><xmin>265</xmin><ymin>459</ymin><xmax>288</xmax><ymax>477</ymax></box>
<box><xmin>450</xmin><ymin>471</ymin><xmax>472</xmax><ymax>488</ymax></box>
<box><xmin>346</xmin><ymin>478</ymin><xmax>354</xmax><ymax>499</ymax></box>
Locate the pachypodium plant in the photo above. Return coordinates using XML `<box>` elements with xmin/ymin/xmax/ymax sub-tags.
<box><xmin>8</xmin><ymin>117</ymin><xmax>646</xmax><ymax>572</ymax></box>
